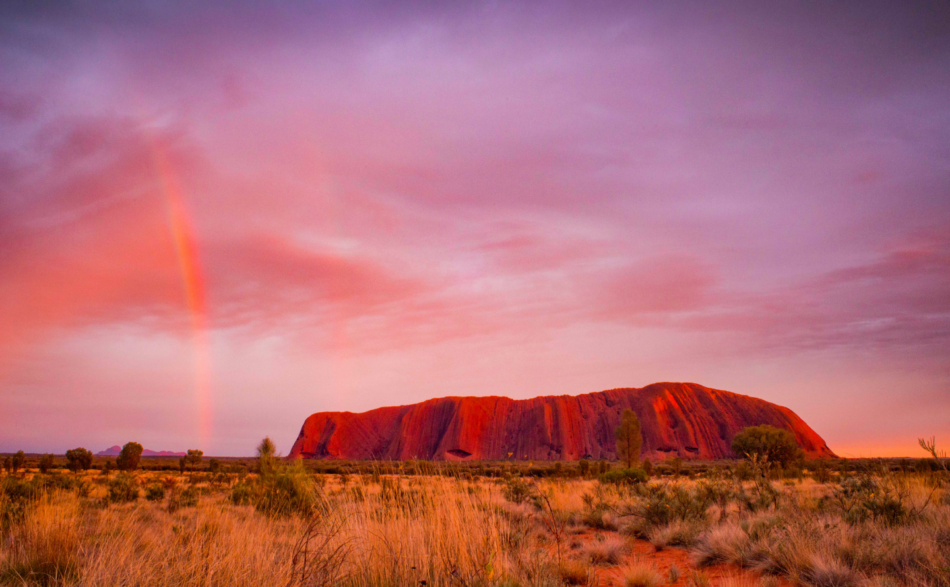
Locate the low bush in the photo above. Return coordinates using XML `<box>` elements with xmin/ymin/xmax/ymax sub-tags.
<box><xmin>634</xmin><ymin>482</ymin><xmax>719</xmax><ymax>529</ymax></box>
<box><xmin>107</xmin><ymin>474</ymin><xmax>138</xmax><ymax>503</ymax></box>
<box><xmin>502</xmin><ymin>475</ymin><xmax>538</xmax><ymax>505</ymax></box>
<box><xmin>230</xmin><ymin>481</ymin><xmax>254</xmax><ymax>506</ymax></box>
<box><xmin>227</xmin><ymin>461</ymin><xmax>321</xmax><ymax>516</ymax></box>
<box><xmin>168</xmin><ymin>487</ymin><xmax>199</xmax><ymax>512</ymax></box>
<box><xmin>600</xmin><ymin>468</ymin><xmax>648</xmax><ymax>486</ymax></box>
<box><xmin>144</xmin><ymin>484</ymin><xmax>166</xmax><ymax>502</ymax></box>
<box><xmin>828</xmin><ymin>474</ymin><xmax>907</xmax><ymax>525</ymax></box>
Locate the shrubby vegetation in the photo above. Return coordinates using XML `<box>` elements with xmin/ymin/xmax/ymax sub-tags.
<box><xmin>65</xmin><ymin>448</ymin><xmax>93</xmax><ymax>473</ymax></box>
<box><xmin>615</xmin><ymin>409</ymin><xmax>642</xmax><ymax>469</ymax></box>
<box><xmin>116</xmin><ymin>442</ymin><xmax>143</xmax><ymax>472</ymax></box>
<box><xmin>599</xmin><ymin>467</ymin><xmax>648</xmax><ymax>486</ymax></box>
<box><xmin>731</xmin><ymin>425</ymin><xmax>804</xmax><ymax>469</ymax></box>
<box><xmin>0</xmin><ymin>433</ymin><xmax>946</xmax><ymax>587</ymax></box>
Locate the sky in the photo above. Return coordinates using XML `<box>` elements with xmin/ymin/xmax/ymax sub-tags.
<box><xmin>1</xmin><ymin>1</ymin><xmax>948</xmax><ymax>457</ymax></box>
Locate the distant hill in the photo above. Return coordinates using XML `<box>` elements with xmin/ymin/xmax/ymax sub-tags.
<box><xmin>97</xmin><ymin>445</ymin><xmax>186</xmax><ymax>457</ymax></box>
<box><xmin>290</xmin><ymin>382</ymin><xmax>835</xmax><ymax>461</ymax></box>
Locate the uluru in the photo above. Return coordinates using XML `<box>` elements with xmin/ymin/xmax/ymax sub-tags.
<box><xmin>289</xmin><ymin>382</ymin><xmax>835</xmax><ymax>461</ymax></box>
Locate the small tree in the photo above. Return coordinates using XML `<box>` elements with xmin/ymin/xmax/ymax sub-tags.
<box><xmin>257</xmin><ymin>437</ymin><xmax>277</xmax><ymax>477</ymax></box>
<box><xmin>178</xmin><ymin>457</ymin><xmax>187</xmax><ymax>475</ymax></box>
<box><xmin>12</xmin><ymin>450</ymin><xmax>25</xmax><ymax>473</ymax></box>
<box><xmin>615</xmin><ymin>409</ymin><xmax>642</xmax><ymax>469</ymax></box>
<box><xmin>116</xmin><ymin>442</ymin><xmax>144</xmax><ymax>471</ymax></box>
<box><xmin>731</xmin><ymin>425</ymin><xmax>803</xmax><ymax>469</ymax></box>
<box><xmin>185</xmin><ymin>449</ymin><xmax>203</xmax><ymax>471</ymax></box>
<box><xmin>66</xmin><ymin>448</ymin><xmax>94</xmax><ymax>473</ymax></box>
<box><xmin>2</xmin><ymin>457</ymin><xmax>11</xmax><ymax>473</ymax></box>
<box><xmin>578</xmin><ymin>459</ymin><xmax>590</xmax><ymax>477</ymax></box>
<box><xmin>668</xmin><ymin>456</ymin><xmax>683</xmax><ymax>477</ymax></box>
<box><xmin>38</xmin><ymin>454</ymin><xmax>54</xmax><ymax>473</ymax></box>
<box><xmin>209</xmin><ymin>458</ymin><xmax>221</xmax><ymax>473</ymax></box>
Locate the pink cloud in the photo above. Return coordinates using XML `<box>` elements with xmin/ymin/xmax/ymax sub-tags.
<box><xmin>1</xmin><ymin>2</ymin><xmax>948</xmax><ymax>455</ymax></box>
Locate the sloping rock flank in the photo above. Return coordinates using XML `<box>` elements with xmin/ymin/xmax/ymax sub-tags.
<box><xmin>289</xmin><ymin>382</ymin><xmax>835</xmax><ymax>461</ymax></box>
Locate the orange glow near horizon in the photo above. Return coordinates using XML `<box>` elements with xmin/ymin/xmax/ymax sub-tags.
<box><xmin>150</xmin><ymin>142</ymin><xmax>213</xmax><ymax>449</ymax></box>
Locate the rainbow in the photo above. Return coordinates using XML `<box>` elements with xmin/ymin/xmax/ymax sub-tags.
<box><xmin>149</xmin><ymin>141</ymin><xmax>213</xmax><ymax>449</ymax></box>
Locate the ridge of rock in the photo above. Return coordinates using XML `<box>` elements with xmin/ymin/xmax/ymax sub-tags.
<box><xmin>289</xmin><ymin>382</ymin><xmax>835</xmax><ymax>461</ymax></box>
<box><xmin>96</xmin><ymin>446</ymin><xmax>186</xmax><ymax>457</ymax></box>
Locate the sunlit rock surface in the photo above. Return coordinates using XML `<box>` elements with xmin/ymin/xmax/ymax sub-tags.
<box><xmin>289</xmin><ymin>382</ymin><xmax>835</xmax><ymax>461</ymax></box>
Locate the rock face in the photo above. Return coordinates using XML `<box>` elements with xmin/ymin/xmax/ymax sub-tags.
<box><xmin>289</xmin><ymin>382</ymin><xmax>835</xmax><ymax>461</ymax></box>
<box><xmin>97</xmin><ymin>446</ymin><xmax>186</xmax><ymax>457</ymax></box>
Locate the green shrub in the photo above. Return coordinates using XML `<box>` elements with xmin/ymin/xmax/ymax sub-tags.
<box><xmin>635</xmin><ymin>482</ymin><xmax>721</xmax><ymax>528</ymax></box>
<box><xmin>116</xmin><ymin>442</ymin><xmax>143</xmax><ymax>471</ymax></box>
<box><xmin>599</xmin><ymin>468</ymin><xmax>648</xmax><ymax>486</ymax></box>
<box><xmin>642</xmin><ymin>458</ymin><xmax>653</xmax><ymax>477</ymax></box>
<box><xmin>582</xmin><ymin>504</ymin><xmax>618</xmax><ymax>530</ymax></box>
<box><xmin>0</xmin><ymin>476</ymin><xmax>39</xmax><ymax>528</ymax></box>
<box><xmin>65</xmin><ymin>448</ymin><xmax>93</xmax><ymax>473</ymax></box>
<box><xmin>578</xmin><ymin>459</ymin><xmax>591</xmax><ymax>477</ymax></box>
<box><xmin>731</xmin><ymin>425</ymin><xmax>803</xmax><ymax>468</ymax></box>
<box><xmin>230</xmin><ymin>481</ymin><xmax>254</xmax><ymax>506</ymax></box>
<box><xmin>812</xmin><ymin>460</ymin><xmax>832</xmax><ymax>484</ymax></box>
<box><xmin>616</xmin><ymin>409</ymin><xmax>643</xmax><ymax>469</ymax></box>
<box><xmin>501</xmin><ymin>476</ymin><xmax>537</xmax><ymax>505</ymax></box>
<box><xmin>232</xmin><ymin>458</ymin><xmax>320</xmax><ymax>517</ymax></box>
<box><xmin>38</xmin><ymin>454</ymin><xmax>55</xmax><ymax>473</ymax></box>
<box><xmin>144</xmin><ymin>484</ymin><xmax>166</xmax><ymax>502</ymax></box>
<box><xmin>107</xmin><ymin>474</ymin><xmax>139</xmax><ymax>503</ymax></box>
<box><xmin>12</xmin><ymin>451</ymin><xmax>26</xmax><ymax>473</ymax></box>
<box><xmin>168</xmin><ymin>487</ymin><xmax>199</xmax><ymax>512</ymax></box>
<box><xmin>255</xmin><ymin>461</ymin><xmax>319</xmax><ymax>516</ymax></box>
<box><xmin>829</xmin><ymin>474</ymin><xmax>906</xmax><ymax>525</ymax></box>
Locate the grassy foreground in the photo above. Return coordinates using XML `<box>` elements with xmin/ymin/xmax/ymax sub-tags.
<box><xmin>0</xmin><ymin>461</ymin><xmax>947</xmax><ymax>587</ymax></box>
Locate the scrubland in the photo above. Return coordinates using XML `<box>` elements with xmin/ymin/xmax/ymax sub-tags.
<box><xmin>0</xmin><ymin>458</ymin><xmax>947</xmax><ymax>587</ymax></box>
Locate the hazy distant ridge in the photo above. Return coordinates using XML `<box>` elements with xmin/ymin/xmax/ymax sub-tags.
<box><xmin>97</xmin><ymin>445</ymin><xmax>186</xmax><ymax>457</ymax></box>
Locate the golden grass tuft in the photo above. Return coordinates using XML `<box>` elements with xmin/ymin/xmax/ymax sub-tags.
<box><xmin>581</xmin><ymin>534</ymin><xmax>628</xmax><ymax>565</ymax></box>
<box><xmin>0</xmin><ymin>495</ymin><xmax>81</xmax><ymax>586</ymax></box>
<box><xmin>623</xmin><ymin>562</ymin><xmax>663</xmax><ymax>587</ymax></box>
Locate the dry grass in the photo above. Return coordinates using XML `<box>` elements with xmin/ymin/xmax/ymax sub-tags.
<box><xmin>0</xmin><ymin>497</ymin><xmax>81</xmax><ymax>586</ymax></box>
<box><xmin>692</xmin><ymin>523</ymin><xmax>748</xmax><ymax>566</ymax></box>
<box><xmin>649</xmin><ymin>520</ymin><xmax>702</xmax><ymax>551</ymax></box>
<box><xmin>557</xmin><ymin>559</ymin><xmax>590</xmax><ymax>585</ymax></box>
<box><xmin>622</xmin><ymin>561</ymin><xmax>663</xmax><ymax>587</ymax></box>
<box><xmin>0</xmin><ymin>466</ymin><xmax>946</xmax><ymax>587</ymax></box>
<box><xmin>580</xmin><ymin>534</ymin><xmax>628</xmax><ymax>565</ymax></box>
<box><xmin>0</xmin><ymin>475</ymin><xmax>562</xmax><ymax>587</ymax></box>
<box><xmin>688</xmin><ymin>476</ymin><xmax>950</xmax><ymax>587</ymax></box>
